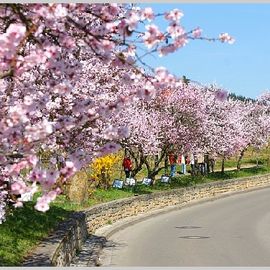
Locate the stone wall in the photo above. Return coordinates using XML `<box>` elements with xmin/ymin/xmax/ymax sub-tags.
<box><xmin>84</xmin><ymin>174</ymin><xmax>270</xmax><ymax>233</ymax></box>
<box><xmin>23</xmin><ymin>212</ymin><xmax>88</xmax><ymax>266</ymax></box>
<box><xmin>23</xmin><ymin>173</ymin><xmax>270</xmax><ymax>266</ymax></box>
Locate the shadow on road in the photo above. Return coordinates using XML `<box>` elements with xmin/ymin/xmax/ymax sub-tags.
<box><xmin>175</xmin><ymin>225</ymin><xmax>201</xmax><ymax>229</ymax></box>
<box><xmin>179</xmin><ymin>235</ymin><xmax>210</xmax><ymax>239</ymax></box>
<box><xmin>104</xmin><ymin>239</ymin><xmax>128</xmax><ymax>250</ymax></box>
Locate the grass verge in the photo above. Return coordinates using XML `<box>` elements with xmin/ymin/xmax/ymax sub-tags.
<box><xmin>0</xmin><ymin>202</ymin><xmax>72</xmax><ymax>266</ymax></box>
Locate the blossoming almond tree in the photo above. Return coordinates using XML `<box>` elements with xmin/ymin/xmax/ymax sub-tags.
<box><xmin>196</xmin><ymin>88</ymin><xmax>270</xmax><ymax>173</ymax></box>
<box><xmin>235</xmin><ymin>95</ymin><xmax>270</xmax><ymax>170</ymax></box>
<box><xmin>117</xmin><ymin>81</ymin><xmax>210</xmax><ymax>179</ymax></box>
<box><xmin>116</xmin><ymin>96</ymin><xmax>174</xmax><ymax>179</ymax></box>
<box><xmin>197</xmin><ymin>90</ymin><xmax>245</xmax><ymax>172</ymax></box>
<box><xmin>0</xmin><ymin>3</ymin><xmax>234</xmax><ymax>223</ymax></box>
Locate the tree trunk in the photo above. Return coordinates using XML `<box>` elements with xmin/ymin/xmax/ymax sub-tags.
<box><xmin>237</xmin><ymin>149</ymin><xmax>245</xmax><ymax>171</ymax></box>
<box><xmin>126</xmin><ymin>148</ymin><xmax>144</xmax><ymax>178</ymax></box>
<box><xmin>221</xmin><ymin>157</ymin><xmax>225</xmax><ymax>174</ymax></box>
<box><xmin>98</xmin><ymin>166</ymin><xmax>110</xmax><ymax>190</ymax></box>
<box><xmin>266</xmin><ymin>144</ymin><xmax>270</xmax><ymax>167</ymax></box>
<box><xmin>164</xmin><ymin>153</ymin><xmax>169</xmax><ymax>174</ymax></box>
<box><xmin>144</xmin><ymin>146</ymin><xmax>169</xmax><ymax>181</ymax></box>
<box><xmin>147</xmin><ymin>166</ymin><xmax>166</xmax><ymax>180</ymax></box>
<box><xmin>204</xmin><ymin>154</ymin><xmax>209</xmax><ymax>175</ymax></box>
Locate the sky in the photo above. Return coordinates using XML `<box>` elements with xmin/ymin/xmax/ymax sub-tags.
<box><xmin>137</xmin><ymin>4</ymin><xmax>270</xmax><ymax>99</ymax></box>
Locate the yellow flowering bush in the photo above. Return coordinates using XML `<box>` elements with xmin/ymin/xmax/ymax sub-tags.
<box><xmin>89</xmin><ymin>152</ymin><xmax>122</xmax><ymax>189</ymax></box>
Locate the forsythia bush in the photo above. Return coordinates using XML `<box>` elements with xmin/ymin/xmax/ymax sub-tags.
<box><xmin>89</xmin><ymin>153</ymin><xmax>122</xmax><ymax>189</ymax></box>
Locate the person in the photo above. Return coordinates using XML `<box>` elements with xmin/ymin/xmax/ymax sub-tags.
<box><xmin>190</xmin><ymin>153</ymin><xmax>195</xmax><ymax>176</ymax></box>
<box><xmin>209</xmin><ymin>154</ymin><xmax>216</xmax><ymax>173</ymax></box>
<box><xmin>180</xmin><ymin>154</ymin><xmax>186</xmax><ymax>174</ymax></box>
<box><xmin>204</xmin><ymin>153</ymin><xmax>209</xmax><ymax>175</ymax></box>
<box><xmin>168</xmin><ymin>152</ymin><xmax>177</xmax><ymax>177</ymax></box>
<box><xmin>122</xmin><ymin>155</ymin><xmax>132</xmax><ymax>179</ymax></box>
<box><xmin>185</xmin><ymin>154</ymin><xmax>191</xmax><ymax>165</ymax></box>
<box><xmin>197</xmin><ymin>153</ymin><xmax>205</xmax><ymax>175</ymax></box>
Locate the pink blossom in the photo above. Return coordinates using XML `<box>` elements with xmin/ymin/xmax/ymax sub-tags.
<box><xmin>100</xmin><ymin>40</ymin><xmax>115</xmax><ymax>52</ymax></box>
<box><xmin>44</xmin><ymin>45</ymin><xmax>60</xmax><ymax>59</ymax></box>
<box><xmin>126</xmin><ymin>11</ymin><xmax>140</xmax><ymax>31</ymax></box>
<box><xmin>143</xmin><ymin>24</ymin><xmax>164</xmax><ymax>48</ymax></box>
<box><xmin>46</xmin><ymin>190</ymin><xmax>58</xmax><ymax>201</ymax></box>
<box><xmin>155</xmin><ymin>67</ymin><xmax>169</xmax><ymax>80</ymax></box>
<box><xmin>215</xmin><ymin>89</ymin><xmax>228</xmax><ymax>102</ymax></box>
<box><xmin>27</xmin><ymin>155</ymin><xmax>38</xmax><ymax>166</ymax></box>
<box><xmin>23</xmin><ymin>95</ymin><xmax>33</xmax><ymax>106</ymax></box>
<box><xmin>14</xmin><ymin>201</ymin><xmax>24</xmax><ymax>208</ymax></box>
<box><xmin>35</xmin><ymin>197</ymin><xmax>50</xmax><ymax>212</ymax></box>
<box><xmin>29</xmin><ymin>169</ymin><xmax>46</xmax><ymax>182</ymax></box>
<box><xmin>118</xmin><ymin>126</ymin><xmax>129</xmax><ymax>138</ymax></box>
<box><xmin>24</xmin><ymin>120</ymin><xmax>53</xmax><ymax>142</ymax></box>
<box><xmin>98</xmin><ymin>142</ymin><xmax>121</xmax><ymax>156</ymax></box>
<box><xmin>106</xmin><ymin>4</ymin><xmax>119</xmax><ymax>18</ymax></box>
<box><xmin>141</xmin><ymin>7</ymin><xmax>154</xmax><ymax>21</ymax></box>
<box><xmin>219</xmin><ymin>33</ymin><xmax>235</xmax><ymax>44</ymax></box>
<box><xmin>6</xmin><ymin>23</ymin><xmax>26</xmax><ymax>42</ymax></box>
<box><xmin>55</xmin><ymin>187</ymin><xmax>62</xmax><ymax>195</ymax></box>
<box><xmin>53</xmin><ymin>81</ymin><xmax>72</xmax><ymax>95</ymax></box>
<box><xmin>10</xmin><ymin>181</ymin><xmax>27</xmax><ymax>195</ymax></box>
<box><xmin>105</xmin><ymin>22</ymin><xmax>118</xmax><ymax>33</ymax></box>
<box><xmin>40</xmin><ymin>170</ymin><xmax>59</xmax><ymax>189</ymax></box>
<box><xmin>53</xmin><ymin>4</ymin><xmax>68</xmax><ymax>18</ymax></box>
<box><xmin>61</xmin><ymin>36</ymin><xmax>76</xmax><ymax>49</ymax></box>
<box><xmin>9</xmin><ymin>161</ymin><xmax>29</xmax><ymax>175</ymax></box>
<box><xmin>174</xmin><ymin>36</ymin><xmax>188</xmax><ymax>48</ymax></box>
<box><xmin>137</xmin><ymin>87</ymin><xmax>155</xmax><ymax>101</ymax></box>
<box><xmin>117</xmin><ymin>19</ymin><xmax>129</xmax><ymax>36</ymax></box>
<box><xmin>164</xmin><ymin>9</ymin><xmax>183</xmax><ymax>22</ymax></box>
<box><xmin>60</xmin><ymin>161</ymin><xmax>77</xmax><ymax>178</ymax></box>
<box><xmin>103</xmin><ymin>125</ymin><xmax>118</xmax><ymax>140</ymax></box>
<box><xmin>167</xmin><ymin>23</ymin><xmax>185</xmax><ymax>39</ymax></box>
<box><xmin>101</xmin><ymin>4</ymin><xmax>120</xmax><ymax>20</ymax></box>
<box><xmin>192</xmin><ymin>27</ymin><xmax>202</xmax><ymax>38</ymax></box>
<box><xmin>50</xmin><ymin>157</ymin><xmax>57</xmax><ymax>165</ymax></box>
<box><xmin>158</xmin><ymin>44</ymin><xmax>176</xmax><ymax>57</ymax></box>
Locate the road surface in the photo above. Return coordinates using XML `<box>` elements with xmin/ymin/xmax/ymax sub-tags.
<box><xmin>100</xmin><ymin>187</ymin><xmax>270</xmax><ymax>266</ymax></box>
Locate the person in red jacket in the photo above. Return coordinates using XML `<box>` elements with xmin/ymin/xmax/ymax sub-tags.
<box><xmin>122</xmin><ymin>155</ymin><xmax>132</xmax><ymax>178</ymax></box>
<box><xmin>168</xmin><ymin>152</ymin><xmax>177</xmax><ymax>177</ymax></box>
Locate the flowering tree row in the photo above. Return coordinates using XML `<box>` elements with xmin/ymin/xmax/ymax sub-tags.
<box><xmin>0</xmin><ymin>3</ymin><xmax>235</xmax><ymax>223</ymax></box>
<box><xmin>118</xmin><ymin>83</ymin><xmax>270</xmax><ymax>177</ymax></box>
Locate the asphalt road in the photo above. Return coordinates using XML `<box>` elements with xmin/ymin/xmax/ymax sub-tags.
<box><xmin>100</xmin><ymin>187</ymin><xmax>270</xmax><ymax>266</ymax></box>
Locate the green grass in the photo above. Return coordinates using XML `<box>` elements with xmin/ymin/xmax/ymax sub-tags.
<box><xmin>206</xmin><ymin>165</ymin><xmax>270</xmax><ymax>181</ymax></box>
<box><xmin>1</xmin><ymin>164</ymin><xmax>270</xmax><ymax>266</ymax></box>
<box><xmin>88</xmin><ymin>188</ymin><xmax>134</xmax><ymax>204</ymax></box>
<box><xmin>214</xmin><ymin>158</ymin><xmax>258</xmax><ymax>169</ymax></box>
<box><xmin>0</xmin><ymin>187</ymin><xmax>136</xmax><ymax>266</ymax></box>
<box><xmin>0</xmin><ymin>201</ymin><xmax>72</xmax><ymax>266</ymax></box>
<box><xmin>152</xmin><ymin>165</ymin><xmax>270</xmax><ymax>190</ymax></box>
